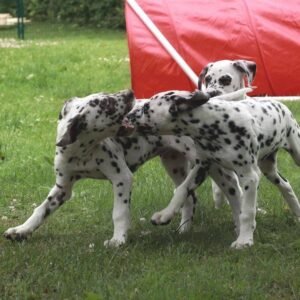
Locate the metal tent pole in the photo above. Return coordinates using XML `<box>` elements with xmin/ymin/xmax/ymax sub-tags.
<box><xmin>127</xmin><ymin>0</ymin><xmax>198</xmax><ymax>86</ymax></box>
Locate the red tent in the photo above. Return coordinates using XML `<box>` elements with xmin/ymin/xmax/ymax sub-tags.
<box><xmin>126</xmin><ymin>0</ymin><xmax>300</xmax><ymax>98</ymax></box>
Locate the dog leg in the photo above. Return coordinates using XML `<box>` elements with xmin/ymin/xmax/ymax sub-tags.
<box><xmin>151</xmin><ymin>162</ymin><xmax>208</xmax><ymax>225</ymax></box>
<box><xmin>209</xmin><ymin>165</ymin><xmax>242</xmax><ymax>234</ymax></box>
<box><xmin>231</xmin><ymin>166</ymin><xmax>260</xmax><ymax>249</ymax></box>
<box><xmin>259</xmin><ymin>153</ymin><xmax>300</xmax><ymax>219</ymax></box>
<box><xmin>161</xmin><ymin>151</ymin><xmax>196</xmax><ymax>233</ymax></box>
<box><xmin>103</xmin><ymin>166</ymin><xmax>133</xmax><ymax>247</ymax></box>
<box><xmin>4</xmin><ymin>179</ymin><xmax>73</xmax><ymax>241</ymax></box>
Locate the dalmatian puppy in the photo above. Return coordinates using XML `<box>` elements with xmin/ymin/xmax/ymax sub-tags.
<box><xmin>4</xmin><ymin>90</ymin><xmax>135</xmax><ymax>244</ymax></box>
<box><xmin>198</xmin><ymin>59</ymin><xmax>257</xmax><ymax>208</ymax></box>
<box><xmin>122</xmin><ymin>89</ymin><xmax>300</xmax><ymax>249</ymax></box>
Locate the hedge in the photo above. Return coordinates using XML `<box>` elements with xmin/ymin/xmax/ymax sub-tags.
<box><xmin>0</xmin><ymin>0</ymin><xmax>125</xmax><ymax>29</ymax></box>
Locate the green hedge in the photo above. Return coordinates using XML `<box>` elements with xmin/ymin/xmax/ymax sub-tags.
<box><xmin>0</xmin><ymin>0</ymin><xmax>17</xmax><ymax>16</ymax></box>
<box><xmin>25</xmin><ymin>0</ymin><xmax>125</xmax><ymax>29</ymax></box>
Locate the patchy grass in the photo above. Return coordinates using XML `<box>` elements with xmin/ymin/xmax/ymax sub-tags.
<box><xmin>1</xmin><ymin>23</ymin><xmax>300</xmax><ymax>299</ymax></box>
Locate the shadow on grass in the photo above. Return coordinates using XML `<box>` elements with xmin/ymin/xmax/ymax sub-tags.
<box><xmin>3</xmin><ymin>208</ymin><xmax>299</xmax><ymax>256</ymax></box>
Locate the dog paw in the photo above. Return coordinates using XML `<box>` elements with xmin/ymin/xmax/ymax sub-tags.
<box><xmin>4</xmin><ymin>227</ymin><xmax>30</xmax><ymax>241</ymax></box>
<box><xmin>104</xmin><ymin>237</ymin><xmax>125</xmax><ymax>248</ymax></box>
<box><xmin>151</xmin><ymin>209</ymin><xmax>174</xmax><ymax>226</ymax></box>
<box><xmin>230</xmin><ymin>238</ymin><xmax>254</xmax><ymax>249</ymax></box>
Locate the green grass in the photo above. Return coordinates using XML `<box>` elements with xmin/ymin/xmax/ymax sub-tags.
<box><xmin>1</xmin><ymin>23</ymin><xmax>300</xmax><ymax>299</ymax></box>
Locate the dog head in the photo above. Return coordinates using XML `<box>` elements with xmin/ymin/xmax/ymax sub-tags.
<box><xmin>198</xmin><ymin>59</ymin><xmax>256</xmax><ymax>98</ymax></box>
<box><xmin>121</xmin><ymin>90</ymin><xmax>212</xmax><ymax>136</ymax></box>
<box><xmin>56</xmin><ymin>89</ymin><xmax>134</xmax><ymax>147</ymax></box>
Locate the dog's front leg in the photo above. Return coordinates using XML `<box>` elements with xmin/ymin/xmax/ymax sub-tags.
<box><xmin>103</xmin><ymin>169</ymin><xmax>133</xmax><ymax>248</ymax></box>
<box><xmin>4</xmin><ymin>180</ymin><xmax>73</xmax><ymax>241</ymax></box>
<box><xmin>151</xmin><ymin>162</ymin><xmax>209</xmax><ymax>225</ymax></box>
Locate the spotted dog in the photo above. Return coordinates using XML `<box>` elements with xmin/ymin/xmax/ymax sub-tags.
<box><xmin>4</xmin><ymin>90</ymin><xmax>135</xmax><ymax>244</ymax></box>
<box><xmin>122</xmin><ymin>89</ymin><xmax>300</xmax><ymax>248</ymax></box>
<box><xmin>3</xmin><ymin>90</ymin><xmax>209</xmax><ymax>246</ymax></box>
<box><xmin>198</xmin><ymin>59</ymin><xmax>257</xmax><ymax>208</ymax></box>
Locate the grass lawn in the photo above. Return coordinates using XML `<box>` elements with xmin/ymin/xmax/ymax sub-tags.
<box><xmin>1</xmin><ymin>23</ymin><xmax>300</xmax><ymax>300</ymax></box>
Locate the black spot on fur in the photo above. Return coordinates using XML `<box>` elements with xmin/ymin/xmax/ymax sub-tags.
<box><xmin>224</xmin><ymin>138</ymin><xmax>231</xmax><ymax>145</ymax></box>
<box><xmin>258</xmin><ymin>134</ymin><xmax>264</xmax><ymax>142</ymax></box>
<box><xmin>44</xmin><ymin>208</ymin><xmax>51</xmax><ymax>218</ymax></box>
<box><xmin>228</xmin><ymin>188</ymin><xmax>236</xmax><ymax>195</ymax></box>
<box><xmin>194</xmin><ymin>167</ymin><xmax>207</xmax><ymax>185</ymax></box>
<box><xmin>278</xmin><ymin>173</ymin><xmax>288</xmax><ymax>183</ymax></box>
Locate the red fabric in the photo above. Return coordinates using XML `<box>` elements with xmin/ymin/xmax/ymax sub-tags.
<box><xmin>125</xmin><ymin>0</ymin><xmax>300</xmax><ymax>98</ymax></box>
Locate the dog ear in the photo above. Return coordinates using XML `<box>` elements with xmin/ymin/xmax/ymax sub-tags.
<box><xmin>58</xmin><ymin>98</ymin><xmax>76</xmax><ymax>120</ymax></box>
<box><xmin>233</xmin><ymin>60</ymin><xmax>257</xmax><ymax>86</ymax></box>
<box><xmin>198</xmin><ymin>66</ymin><xmax>208</xmax><ymax>90</ymax></box>
<box><xmin>56</xmin><ymin>115</ymin><xmax>86</xmax><ymax>147</ymax></box>
<box><xmin>169</xmin><ymin>90</ymin><xmax>210</xmax><ymax>115</ymax></box>
<box><xmin>120</xmin><ymin>89</ymin><xmax>135</xmax><ymax>103</ymax></box>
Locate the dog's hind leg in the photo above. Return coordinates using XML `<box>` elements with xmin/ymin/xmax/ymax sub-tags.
<box><xmin>286</xmin><ymin>121</ymin><xmax>300</xmax><ymax>167</ymax></box>
<box><xmin>231</xmin><ymin>166</ymin><xmax>260</xmax><ymax>249</ymax></box>
<box><xmin>151</xmin><ymin>161</ymin><xmax>210</xmax><ymax>226</ymax></box>
<box><xmin>259</xmin><ymin>152</ymin><xmax>300</xmax><ymax>219</ymax></box>
<box><xmin>4</xmin><ymin>178</ymin><xmax>73</xmax><ymax>241</ymax></box>
<box><xmin>209</xmin><ymin>165</ymin><xmax>242</xmax><ymax>234</ymax></box>
<box><xmin>161</xmin><ymin>151</ymin><xmax>197</xmax><ymax>233</ymax></box>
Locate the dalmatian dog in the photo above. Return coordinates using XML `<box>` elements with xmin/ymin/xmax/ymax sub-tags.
<box><xmin>198</xmin><ymin>59</ymin><xmax>257</xmax><ymax>208</ymax></box>
<box><xmin>122</xmin><ymin>89</ymin><xmax>300</xmax><ymax>248</ymax></box>
<box><xmin>4</xmin><ymin>90</ymin><xmax>136</xmax><ymax>244</ymax></box>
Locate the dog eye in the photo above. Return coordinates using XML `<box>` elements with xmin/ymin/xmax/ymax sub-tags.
<box><xmin>218</xmin><ymin>75</ymin><xmax>232</xmax><ymax>86</ymax></box>
<box><xmin>142</xmin><ymin>103</ymin><xmax>150</xmax><ymax>114</ymax></box>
